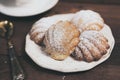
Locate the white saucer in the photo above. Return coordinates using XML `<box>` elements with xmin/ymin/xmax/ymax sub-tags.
<box><xmin>25</xmin><ymin>14</ymin><xmax>115</xmax><ymax>73</ymax></box>
<box><xmin>0</xmin><ymin>0</ymin><xmax>59</xmax><ymax>17</ymax></box>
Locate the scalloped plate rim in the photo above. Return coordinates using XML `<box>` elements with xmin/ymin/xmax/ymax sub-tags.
<box><xmin>25</xmin><ymin>14</ymin><xmax>115</xmax><ymax>73</ymax></box>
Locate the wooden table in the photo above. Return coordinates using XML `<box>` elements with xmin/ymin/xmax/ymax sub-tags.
<box><xmin>0</xmin><ymin>0</ymin><xmax>120</xmax><ymax>80</ymax></box>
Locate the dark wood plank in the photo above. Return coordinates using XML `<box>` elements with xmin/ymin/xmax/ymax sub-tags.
<box><xmin>64</xmin><ymin>0</ymin><xmax>120</xmax><ymax>4</ymax></box>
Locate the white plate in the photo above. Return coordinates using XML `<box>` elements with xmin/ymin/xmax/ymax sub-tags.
<box><xmin>25</xmin><ymin>14</ymin><xmax>115</xmax><ymax>73</ymax></box>
<box><xmin>0</xmin><ymin>0</ymin><xmax>59</xmax><ymax>17</ymax></box>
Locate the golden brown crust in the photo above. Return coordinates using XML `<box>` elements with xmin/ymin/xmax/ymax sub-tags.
<box><xmin>29</xmin><ymin>20</ymin><xmax>51</xmax><ymax>45</ymax></box>
<box><xmin>72</xmin><ymin>31</ymin><xmax>110</xmax><ymax>62</ymax></box>
<box><xmin>72</xmin><ymin>10</ymin><xmax>104</xmax><ymax>32</ymax></box>
<box><xmin>44</xmin><ymin>21</ymin><xmax>80</xmax><ymax>60</ymax></box>
<box><xmin>29</xmin><ymin>10</ymin><xmax>110</xmax><ymax>62</ymax></box>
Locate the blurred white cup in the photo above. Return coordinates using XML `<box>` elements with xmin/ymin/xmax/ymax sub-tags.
<box><xmin>0</xmin><ymin>0</ymin><xmax>30</xmax><ymax>6</ymax></box>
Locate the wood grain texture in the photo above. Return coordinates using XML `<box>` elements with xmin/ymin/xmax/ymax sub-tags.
<box><xmin>0</xmin><ymin>0</ymin><xmax>120</xmax><ymax>80</ymax></box>
<box><xmin>64</xmin><ymin>0</ymin><xmax>120</xmax><ymax>4</ymax></box>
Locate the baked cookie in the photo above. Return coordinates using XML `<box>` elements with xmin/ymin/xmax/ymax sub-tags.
<box><xmin>44</xmin><ymin>21</ymin><xmax>80</xmax><ymax>60</ymax></box>
<box><xmin>29</xmin><ymin>18</ymin><xmax>53</xmax><ymax>45</ymax></box>
<box><xmin>72</xmin><ymin>10</ymin><xmax>104</xmax><ymax>32</ymax></box>
<box><xmin>72</xmin><ymin>30</ymin><xmax>110</xmax><ymax>62</ymax></box>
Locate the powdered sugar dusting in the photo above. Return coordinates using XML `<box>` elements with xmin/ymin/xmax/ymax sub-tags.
<box><xmin>73</xmin><ymin>30</ymin><xmax>110</xmax><ymax>62</ymax></box>
<box><xmin>30</xmin><ymin>14</ymin><xmax>74</xmax><ymax>44</ymax></box>
<box><xmin>25</xmin><ymin>13</ymin><xmax>115</xmax><ymax>72</ymax></box>
<box><xmin>72</xmin><ymin>10</ymin><xmax>104</xmax><ymax>32</ymax></box>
